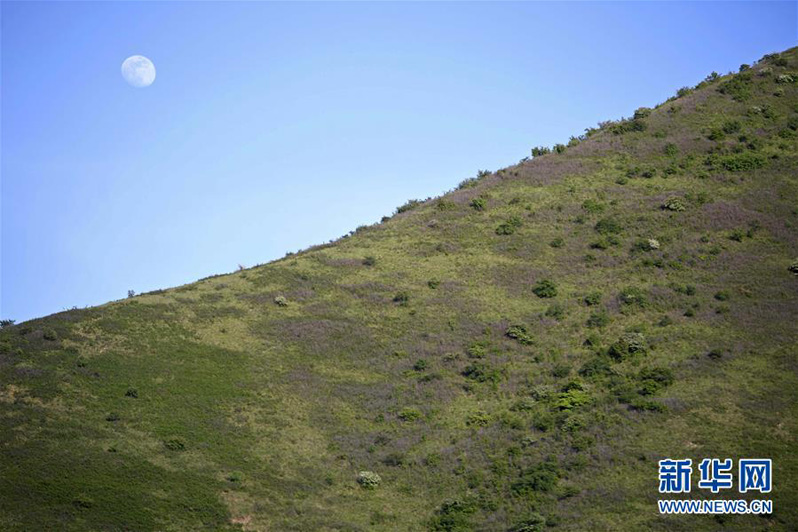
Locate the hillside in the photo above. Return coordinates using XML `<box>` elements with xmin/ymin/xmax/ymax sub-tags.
<box><xmin>2</xmin><ymin>47</ymin><xmax>797</xmax><ymax>531</ymax></box>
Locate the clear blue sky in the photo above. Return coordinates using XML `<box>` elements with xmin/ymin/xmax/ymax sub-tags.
<box><xmin>2</xmin><ymin>1</ymin><xmax>796</xmax><ymax>323</ymax></box>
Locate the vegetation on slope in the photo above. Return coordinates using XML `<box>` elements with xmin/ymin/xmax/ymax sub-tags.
<box><xmin>2</xmin><ymin>48</ymin><xmax>798</xmax><ymax>531</ymax></box>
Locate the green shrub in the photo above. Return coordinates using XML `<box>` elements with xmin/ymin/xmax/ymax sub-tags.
<box><xmin>532</xmin><ymin>279</ymin><xmax>558</xmax><ymax>298</ymax></box>
<box><xmin>714</xmin><ymin>290</ymin><xmax>730</xmax><ymax>301</ymax></box>
<box><xmin>789</xmin><ymin>258</ymin><xmax>798</xmax><ymax>276</ymax></box>
<box><xmin>531</xmin><ymin>146</ymin><xmax>551</xmax><ymax>157</ymax></box>
<box><xmin>662</xmin><ymin>197</ymin><xmax>686</xmax><ymax>212</ymax></box>
<box><xmin>718</xmin><ymin>72</ymin><xmax>753</xmax><ymax>101</ymax></box>
<box><xmin>125</xmin><ymin>388</ymin><xmax>138</xmax><ymax>399</ymax></box>
<box><xmin>0</xmin><ymin>319</ymin><xmax>15</xmax><ymax>329</ymax></box>
<box><xmin>509</xmin><ymin>513</ymin><xmax>547</xmax><ymax>532</ymax></box>
<box><xmin>512</xmin><ymin>463</ymin><xmax>560</xmax><ymax>495</ymax></box>
<box><xmin>469</xmin><ymin>197</ymin><xmax>486</xmax><ymax>211</ymax></box>
<box><xmin>582</xmin><ymin>199</ymin><xmax>605</xmax><ymax>214</ymax></box>
<box><xmin>465</xmin><ymin>410</ymin><xmax>491</xmax><ymax>427</ymax></box>
<box><xmin>428</xmin><ymin>279</ymin><xmax>441</xmax><ymax>289</ymax></box>
<box><xmin>357</xmin><ymin>471</ymin><xmax>382</xmax><ymax>489</ymax></box>
<box><xmin>393</xmin><ymin>292</ymin><xmax>409</xmax><ymax>305</ymax></box>
<box><xmin>544</xmin><ymin>303</ymin><xmax>566</xmax><ymax>321</ymax></box>
<box><xmin>42</xmin><ymin>328</ymin><xmax>58</xmax><ymax>341</ymax></box>
<box><xmin>396</xmin><ymin>199</ymin><xmax>422</xmax><ymax>214</ymax></box>
<box><xmin>619</xmin><ymin>286</ymin><xmax>648</xmax><ymax>308</ymax></box>
<box><xmin>362</xmin><ymin>256</ymin><xmax>377</xmax><ymax>266</ymax></box>
<box><xmin>164</xmin><ymin>438</ymin><xmax>186</xmax><ymax>451</ymax></box>
<box><xmin>273</xmin><ymin>295</ymin><xmax>288</xmax><ymax>307</ymax></box>
<box><xmin>612</xmin><ymin>117</ymin><xmax>647</xmax><ymax>134</ymax></box>
<box><xmin>457</xmin><ymin>178</ymin><xmax>479</xmax><ymax>190</ymax></box>
<box><xmin>466</xmin><ymin>341</ymin><xmax>488</xmax><ymax>359</ymax></box>
<box><xmin>553</xmin><ymin>143</ymin><xmax>567</xmax><ymax>154</ymax></box>
<box><xmin>506</xmin><ymin>324</ymin><xmax>534</xmax><ymax>345</ymax></box>
<box><xmin>722</xmin><ymin>120</ymin><xmax>742</xmax><ymax>134</ymax></box>
<box><xmin>549</xmin><ymin>237</ymin><xmax>564</xmax><ymax>248</ymax></box>
<box><xmin>436</xmin><ymin>199</ymin><xmax>456</xmax><ymax>211</ymax></box>
<box><xmin>429</xmin><ymin>499</ymin><xmax>476</xmax><ymax>531</ymax></box>
<box><xmin>105</xmin><ymin>412</ymin><xmax>120</xmax><ymax>422</ymax></box>
<box><xmin>398</xmin><ymin>407</ymin><xmax>422</xmax><ymax>422</ymax></box>
<box><xmin>496</xmin><ymin>215</ymin><xmax>523</xmax><ymax>235</ymax></box>
<box><xmin>579</xmin><ymin>357</ymin><xmax>613</xmax><ymax>377</ymax></box>
<box><xmin>586</xmin><ymin>310</ymin><xmax>610</xmax><ymax>328</ymax></box>
<box><xmin>609</xmin><ymin>332</ymin><xmax>647</xmax><ymax>360</ymax></box>
<box><xmin>594</xmin><ymin>217</ymin><xmax>623</xmax><ymax>235</ymax></box>
<box><xmin>463</xmin><ymin>363</ymin><xmax>503</xmax><ymax>384</ymax></box>
<box><xmin>413</xmin><ymin>359</ymin><xmax>428</xmax><ymax>371</ymax></box>
<box><xmin>664</xmin><ymin>143</ymin><xmax>679</xmax><ymax>156</ymax></box>
<box><xmin>638</xmin><ymin>367</ymin><xmax>674</xmax><ymax>395</ymax></box>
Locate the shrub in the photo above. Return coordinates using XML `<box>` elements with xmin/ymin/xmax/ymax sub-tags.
<box><xmin>396</xmin><ymin>199</ymin><xmax>422</xmax><ymax>214</ymax></box>
<box><xmin>633</xmin><ymin>107</ymin><xmax>652</xmax><ymax>119</ymax></box>
<box><xmin>393</xmin><ymin>292</ymin><xmax>409</xmax><ymax>305</ymax></box>
<box><xmin>496</xmin><ymin>215</ymin><xmax>523</xmax><ymax>235</ymax></box>
<box><xmin>612</xmin><ymin>118</ymin><xmax>647</xmax><ymax>134</ymax></box>
<box><xmin>714</xmin><ymin>290</ymin><xmax>730</xmax><ymax>301</ymax></box>
<box><xmin>544</xmin><ymin>303</ymin><xmax>566</xmax><ymax>321</ymax></box>
<box><xmin>706</xmin><ymin>152</ymin><xmax>766</xmax><ymax>172</ymax></box>
<box><xmin>466</xmin><ymin>342</ymin><xmax>488</xmax><ymax>359</ymax></box>
<box><xmin>619</xmin><ymin>286</ymin><xmax>648</xmax><ymax>308</ymax></box>
<box><xmin>553</xmin><ymin>143</ymin><xmax>567</xmax><ymax>154</ymax></box>
<box><xmin>42</xmin><ymin>328</ymin><xmax>58</xmax><ymax>341</ymax></box>
<box><xmin>127</xmin><ymin>290</ymin><xmax>136</xmax><ymax>298</ymax></box>
<box><xmin>465</xmin><ymin>410</ymin><xmax>491</xmax><ymax>427</ymax></box>
<box><xmin>164</xmin><ymin>438</ymin><xmax>186</xmax><ymax>451</ymax></box>
<box><xmin>476</xmin><ymin>169</ymin><xmax>491</xmax><ymax>179</ymax></box>
<box><xmin>549</xmin><ymin>237</ymin><xmax>564</xmax><ymax>248</ymax></box>
<box><xmin>509</xmin><ymin>513</ymin><xmax>547</xmax><ymax>532</ymax></box>
<box><xmin>398</xmin><ymin>407</ymin><xmax>422</xmax><ymax>422</ymax></box>
<box><xmin>676</xmin><ymin>86</ymin><xmax>693</xmax><ymax>98</ymax></box>
<box><xmin>718</xmin><ymin>73</ymin><xmax>753</xmax><ymax>101</ymax></box>
<box><xmin>584</xmin><ymin>292</ymin><xmax>602</xmax><ymax>306</ymax></box>
<box><xmin>531</xmin><ymin>146</ymin><xmax>551</xmax><ymax>157</ymax></box>
<box><xmin>362</xmin><ymin>256</ymin><xmax>377</xmax><ymax>266</ymax></box>
<box><xmin>789</xmin><ymin>259</ymin><xmax>798</xmax><ymax>276</ymax></box>
<box><xmin>105</xmin><ymin>412</ymin><xmax>120</xmax><ymax>422</ymax></box>
<box><xmin>273</xmin><ymin>295</ymin><xmax>288</xmax><ymax>307</ymax></box>
<box><xmin>594</xmin><ymin>217</ymin><xmax>623</xmax><ymax>235</ymax></box>
<box><xmin>662</xmin><ymin>197</ymin><xmax>686</xmax><ymax>212</ymax></box>
<box><xmin>722</xmin><ymin>120</ymin><xmax>741</xmax><ymax>134</ymax></box>
<box><xmin>777</xmin><ymin>74</ymin><xmax>796</xmax><ymax>84</ymax></box>
<box><xmin>664</xmin><ymin>143</ymin><xmax>679</xmax><ymax>156</ymax></box>
<box><xmin>0</xmin><ymin>319</ymin><xmax>15</xmax><ymax>329</ymax></box>
<box><xmin>582</xmin><ymin>199</ymin><xmax>605</xmax><ymax>214</ymax></box>
<box><xmin>357</xmin><ymin>471</ymin><xmax>382</xmax><ymax>489</ymax></box>
<box><xmin>638</xmin><ymin>367</ymin><xmax>675</xmax><ymax>395</ymax></box>
<box><xmin>125</xmin><ymin>388</ymin><xmax>138</xmax><ymax>398</ymax></box>
<box><xmin>457</xmin><ymin>177</ymin><xmax>479</xmax><ymax>190</ymax></box>
<box><xmin>413</xmin><ymin>359</ymin><xmax>428</xmax><ymax>371</ymax></box>
<box><xmin>463</xmin><ymin>363</ymin><xmax>503</xmax><ymax>384</ymax></box>
<box><xmin>436</xmin><ymin>199</ymin><xmax>456</xmax><ymax>211</ymax></box>
<box><xmin>532</xmin><ymin>279</ymin><xmax>557</xmax><ymax>298</ymax></box>
<box><xmin>586</xmin><ymin>310</ymin><xmax>610</xmax><ymax>328</ymax></box>
<box><xmin>469</xmin><ymin>197</ymin><xmax>486</xmax><ymax>211</ymax></box>
<box><xmin>579</xmin><ymin>357</ymin><xmax>613</xmax><ymax>377</ymax></box>
<box><xmin>512</xmin><ymin>462</ymin><xmax>560</xmax><ymax>495</ymax></box>
<box><xmin>506</xmin><ymin>325</ymin><xmax>534</xmax><ymax>345</ymax></box>
<box><xmin>428</xmin><ymin>279</ymin><xmax>441</xmax><ymax>289</ymax></box>
<box><xmin>429</xmin><ymin>499</ymin><xmax>477</xmax><ymax>531</ymax></box>
<box><xmin>609</xmin><ymin>332</ymin><xmax>647</xmax><ymax>360</ymax></box>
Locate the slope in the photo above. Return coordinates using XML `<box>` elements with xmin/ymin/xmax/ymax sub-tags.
<box><xmin>1</xmin><ymin>47</ymin><xmax>798</xmax><ymax>531</ymax></box>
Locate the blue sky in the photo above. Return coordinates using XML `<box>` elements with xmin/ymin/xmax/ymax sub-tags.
<box><xmin>2</xmin><ymin>1</ymin><xmax>796</xmax><ymax>323</ymax></box>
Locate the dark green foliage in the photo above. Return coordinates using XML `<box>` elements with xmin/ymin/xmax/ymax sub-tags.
<box><xmin>532</xmin><ymin>279</ymin><xmax>558</xmax><ymax>298</ymax></box>
<box><xmin>531</xmin><ymin>146</ymin><xmax>551</xmax><ymax>157</ymax></box>
<box><xmin>396</xmin><ymin>199</ymin><xmax>422</xmax><ymax>214</ymax></box>
<box><xmin>544</xmin><ymin>303</ymin><xmax>566</xmax><ymax>321</ymax></box>
<box><xmin>398</xmin><ymin>407</ymin><xmax>422</xmax><ymax>422</ymax></box>
<box><xmin>393</xmin><ymin>291</ymin><xmax>410</xmax><ymax>305</ymax></box>
<box><xmin>664</xmin><ymin>143</ymin><xmax>679</xmax><ymax>156</ymax></box>
<box><xmin>638</xmin><ymin>367</ymin><xmax>675</xmax><ymax>395</ymax></box>
<box><xmin>594</xmin><ymin>217</ymin><xmax>623</xmax><ymax>235</ymax></box>
<box><xmin>496</xmin><ymin>215</ymin><xmax>523</xmax><ymax>235</ymax></box>
<box><xmin>512</xmin><ymin>462</ymin><xmax>560</xmax><ymax>495</ymax></box>
<box><xmin>429</xmin><ymin>499</ymin><xmax>477</xmax><ymax>531</ymax></box>
<box><xmin>363</xmin><ymin>256</ymin><xmax>377</xmax><ymax>266</ymax></box>
<box><xmin>549</xmin><ymin>237</ymin><xmax>564</xmax><ymax>248</ymax></box>
<box><xmin>718</xmin><ymin>72</ymin><xmax>753</xmax><ymax>101</ymax></box>
<box><xmin>706</xmin><ymin>152</ymin><xmax>766</xmax><ymax>172</ymax></box>
<box><xmin>164</xmin><ymin>438</ymin><xmax>186</xmax><ymax>451</ymax></box>
<box><xmin>553</xmin><ymin>143</ymin><xmax>566</xmax><ymax>154</ymax></box>
<box><xmin>579</xmin><ymin>357</ymin><xmax>613</xmax><ymax>377</ymax></box>
<box><xmin>586</xmin><ymin>310</ymin><xmax>610</xmax><ymax>328</ymax></box>
<box><xmin>582</xmin><ymin>199</ymin><xmax>605</xmax><ymax>214</ymax></box>
<box><xmin>470</xmin><ymin>197</ymin><xmax>486</xmax><ymax>211</ymax></box>
<box><xmin>714</xmin><ymin>290</ymin><xmax>730</xmax><ymax>301</ymax></box>
<box><xmin>0</xmin><ymin>319</ymin><xmax>15</xmax><ymax>328</ymax></box>
<box><xmin>42</xmin><ymin>328</ymin><xmax>58</xmax><ymax>341</ymax></box>
<box><xmin>506</xmin><ymin>324</ymin><xmax>534</xmax><ymax>345</ymax></box>
<box><xmin>428</xmin><ymin>279</ymin><xmax>441</xmax><ymax>289</ymax></box>
<box><xmin>583</xmin><ymin>292</ymin><xmax>602</xmax><ymax>306</ymax></box>
<box><xmin>609</xmin><ymin>332</ymin><xmax>647</xmax><ymax>360</ymax></box>
<box><xmin>413</xmin><ymin>359</ymin><xmax>428</xmax><ymax>371</ymax></box>
<box><xmin>463</xmin><ymin>363</ymin><xmax>503</xmax><ymax>384</ymax></box>
<box><xmin>612</xmin><ymin>117</ymin><xmax>647</xmax><ymax>134</ymax></box>
<box><xmin>125</xmin><ymin>388</ymin><xmax>138</xmax><ymax>398</ymax></box>
<box><xmin>508</xmin><ymin>513</ymin><xmax>546</xmax><ymax>532</ymax></box>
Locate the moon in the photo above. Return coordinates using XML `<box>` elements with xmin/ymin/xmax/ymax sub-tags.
<box><xmin>121</xmin><ymin>55</ymin><xmax>156</xmax><ymax>88</ymax></box>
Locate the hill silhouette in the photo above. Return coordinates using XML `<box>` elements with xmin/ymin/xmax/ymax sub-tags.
<box><xmin>1</xmin><ymin>47</ymin><xmax>797</xmax><ymax>531</ymax></box>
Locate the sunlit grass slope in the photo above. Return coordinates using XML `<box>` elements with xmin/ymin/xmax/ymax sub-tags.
<box><xmin>2</xmin><ymin>48</ymin><xmax>797</xmax><ymax>531</ymax></box>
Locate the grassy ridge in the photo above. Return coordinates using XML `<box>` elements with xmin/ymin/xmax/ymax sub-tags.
<box><xmin>1</xmin><ymin>48</ymin><xmax>797</xmax><ymax>531</ymax></box>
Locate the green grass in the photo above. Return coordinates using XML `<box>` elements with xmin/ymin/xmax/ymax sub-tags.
<box><xmin>2</xmin><ymin>47</ymin><xmax>798</xmax><ymax>531</ymax></box>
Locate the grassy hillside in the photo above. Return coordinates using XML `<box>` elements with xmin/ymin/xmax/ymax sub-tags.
<box><xmin>2</xmin><ymin>47</ymin><xmax>797</xmax><ymax>531</ymax></box>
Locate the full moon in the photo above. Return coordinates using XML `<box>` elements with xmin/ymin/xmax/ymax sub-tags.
<box><xmin>121</xmin><ymin>55</ymin><xmax>156</xmax><ymax>88</ymax></box>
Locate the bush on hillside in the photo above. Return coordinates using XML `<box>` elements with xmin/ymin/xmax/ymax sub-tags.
<box><xmin>662</xmin><ymin>197</ymin><xmax>686</xmax><ymax>212</ymax></box>
<box><xmin>469</xmin><ymin>197</ymin><xmax>486</xmax><ymax>211</ymax></box>
<box><xmin>609</xmin><ymin>332</ymin><xmax>647</xmax><ymax>360</ymax></box>
<box><xmin>532</xmin><ymin>279</ymin><xmax>558</xmax><ymax>298</ymax></box>
<box><xmin>506</xmin><ymin>324</ymin><xmax>534</xmax><ymax>345</ymax></box>
<box><xmin>357</xmin><ymin>471</ymin><xmax>382</xmax><ymax>489</ymax></box>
